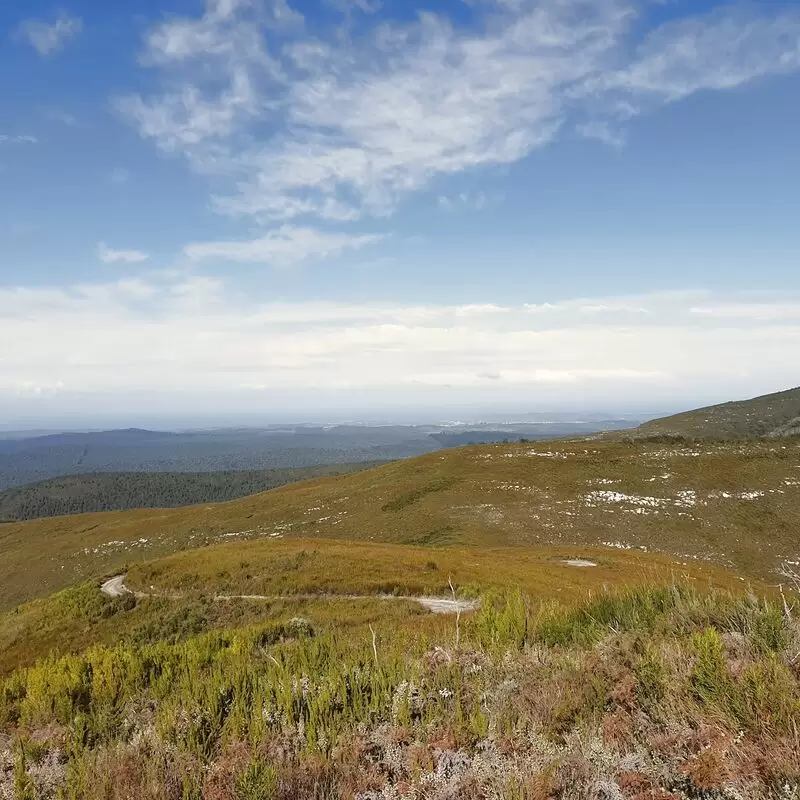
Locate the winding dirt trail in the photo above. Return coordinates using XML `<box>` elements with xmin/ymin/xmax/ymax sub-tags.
<box><xmin>100</xmin><ymin>575</ymin><xmax>479</xmax><ymax>614</ymax></box>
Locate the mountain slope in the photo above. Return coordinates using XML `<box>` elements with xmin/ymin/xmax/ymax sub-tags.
<box><xmin>2</xmin><ymin>436</ymin><xmax>798</xmax><ymax>611</ymax></box>
<box><xmin>633</xmin><ymin>386</ymin><xmax>800</xmax><ymax>439</ymax></box>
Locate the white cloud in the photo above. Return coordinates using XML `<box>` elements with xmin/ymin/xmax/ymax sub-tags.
<box><xmin>117</xmin><ymin>0</ymin><xmax>800</xmax><ymax>243</ymax></box>
<box><xmin>0</xmin><ymin>135</ymin><xmax>37</xmax><ymax>145</ymax></box>
<box><xmin>183</xmin><ymin>225</ymin><xmax>383</xmax><ymax>265</ymax></box>
<box><xmin>16</xmin><ymin>13</ymin><xmax>83</xmax><ymax>56</ymax></box>
<box><xmin>326</xmin><ymin>0</ymin><xmax>382</xmax><ymax>14</ymax></box>
<box><xmin>690</xmin><ymin>302</ymin><xmax>800</xmax><ymax>321</ymax></box>
<box><xmin>0</xmin><ymin>281</ymin><xmax>797</xmax><ymax>414</ymax></box>
<box><xmin>96</xmin><ymin>242</ymin><xmax>150</xmax><ymax>264</ymax></box>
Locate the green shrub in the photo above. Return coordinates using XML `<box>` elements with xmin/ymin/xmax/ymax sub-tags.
<box><xmin>236</xmin><ymin>761</ymin><xmax>279</xmax><ymax>800</ymax></box>
<box><xmin>691</xmin><ymin>627</ymin><xmax>732</xmax><ymax>710</ymax></box>
<box><xmin>749</xmin><ymin>608</ymin><xmax>788</xmax><ymax>654</ymax></box>
<box><xmin>735</xmin><ymin>657</ymin><xmax>800</xmax><ymax>732</ymax></box>
<box><xmin>472</xmin><ymin>590</ymin><xmax>528</xmax><ymax>651</ymax></box>
<box><xmin>535</xmin><ymin>585</ymin><xmax>681</xmax><ymax>647</ymax></box>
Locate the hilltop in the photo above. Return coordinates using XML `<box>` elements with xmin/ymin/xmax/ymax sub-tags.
<box><xmin>632</xmin><ymin>386</ymin><xmax>800</xmax><ymax>440</ymax></box>
<box><xmin>0</xmin><ymin>536</ymin><xmax>743</xmax><ymax>677</ymax></box>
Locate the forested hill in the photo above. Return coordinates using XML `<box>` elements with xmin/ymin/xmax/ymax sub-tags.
<box><xmin>0</xmin><ymin>425</ymin><xmax>440</xmax><ymax>490</ymax></box>
<box><xmin>0</xmin><ymin>463</ymin><xmax>383</xmax><ymax>521</ymax></box>
<box><xmin>0</xmin><ymin>421</ymin><xmax>636</xmax><ymax>490</ymax></box>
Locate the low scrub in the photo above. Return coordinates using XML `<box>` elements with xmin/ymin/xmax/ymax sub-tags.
<box><xmin>2</xmin><ymin>583</ymin><xmax>800</xmax><ymax>798</ymax></box>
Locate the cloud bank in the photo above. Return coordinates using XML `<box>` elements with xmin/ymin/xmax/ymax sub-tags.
<box><xmin>1</xmin><ymin>277</ymin><xmax>797</xmax><ymax>414</ymax></box>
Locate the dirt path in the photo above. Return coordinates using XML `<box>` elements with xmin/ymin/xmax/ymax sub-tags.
<box><xmin>100</xmin><ymin>575</ymin><xmax>479</xmax><ymax>614</ymax></box>
<box><xmin>100</xmin><ymin>575</ymin><xmax>129</xmax><ymax>597</ymax></box>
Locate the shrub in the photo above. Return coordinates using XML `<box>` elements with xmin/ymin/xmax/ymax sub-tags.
<box><xmin>691</xmin><ymin>627</ymin><xmax>732</xmax><ymax>710</ymax></box>
<box><xmin>236</xmin><ymin>761</ymin><xmax>278</xmax><ymax>800</ymax></box>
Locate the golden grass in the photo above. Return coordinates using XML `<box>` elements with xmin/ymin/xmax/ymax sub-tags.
<box><xmin>0</xmin><ymin>534</ymin><xmax>758</xmax><ymax>677</ymax></box>
<box><xmin>127</xmin><ymin>536</ymin><xmax>746</xmax><ymax>601</ymax></box>
<box><xmin>634</xmin><ymin>386</ymin><xmax>800</xmax><ymax>439</ymax></box>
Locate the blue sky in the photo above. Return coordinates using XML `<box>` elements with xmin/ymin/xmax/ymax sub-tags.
<box><xmin>1</xmin><ymin>0</ymin><xmax>800</xmax><ymax>426</ymax></box>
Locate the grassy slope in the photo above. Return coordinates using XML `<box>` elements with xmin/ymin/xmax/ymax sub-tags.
<box><xmin>125</xmin><ymin>537</ymin><xmax>739</xmax><ymax>600</ymax></box>
<box><xmin>1</xmin><ymin>437</ymin><xmax>798</xmax><ymax>611</ymax></box>
<box><xmin>634</xmin><ymin>386</ymin><xmax>800</xmax><ymax>439</ymax></box>
<box><xmin>0</xmin><ymin>536</ymin><xmax>745</xmax><ymax>676</ymax></box>
<box><xmin>0</xmin><ymin>570</ymin><xmax>430</xmax><ymax>677</ymax></box>
<box><xmin>0</xmin><ymin>462</ymin><xmax>384</xmax><ymax>521</ymax></box>
<box><xmin>4</xmin><ymin>404</ymin><xmax>800</xmax><ymax>797</ymax></box>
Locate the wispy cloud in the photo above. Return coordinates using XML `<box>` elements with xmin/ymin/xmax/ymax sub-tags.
<box><xmin>0</xmin><ymin>282</ymin><xmax>797</xmax><ymax>410</ymax></box>
<box><xmin>118</xmin><ymin>0</ymin><xmax>800</xmax><ymax>255</ymax></box>
<box><xmin>16</xmin><ymin>12</ymin><xmax>83</xmax><ymax>56</ymax></box>
<box><xmin>40</xmin><ymin>107</ymin><xmax>77</xmax><ymax>126</ymax></box>
<box><xmin>437</xmin><ymin>192</ymin><xmax>497</xmax><ymax>212</ymax></box>
<box><xmin>595</xmin><ymin>7</ymin><xmax>800</xmax><ymax>104</ymax></box>
<box><xmin>0</xmin><ymin>134</ymin><xmax>37</xmax><ymax>145</ymax></box>
<box><xmin>183</xmin><ymin>225</ymin><xmax>383</xmax><ymax>265</ymax></box>
<box><xmin>110</xmin><ymin>168</ymin><xmax>130</xmax><ymax>186</ymax></box>
<box><xmin>577</xmin><ymin>121</ymin><xmax>625</xmax><ymax>149</ymax></box>
<box><xmin>326</xmin><ymin>0</ymin><xmax>382</xmax><ymax>14</ymax></box>
<box><xmin>96</xmin><ymin>243</ymin><xmax>150</xmax><ymax>264</ymax></box>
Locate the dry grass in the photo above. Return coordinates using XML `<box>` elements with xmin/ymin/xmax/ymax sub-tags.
<box><xmin>124</xmin><ymin>537</ymin><xmax>744</xmax><ymax>600</ymax></box>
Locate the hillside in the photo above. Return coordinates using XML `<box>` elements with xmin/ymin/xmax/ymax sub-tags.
<box><xmin>0</xmin><ymin>536</ymin><xmax>745</xmax><ymax>677</ymax></box>
<box><xmin>633</xmin><ymin>386</ymin><xmax>800</xmax><ymax>440</ymax></box>
<box><xmin>2</xmin><ymin>436</ymin><xmax>799</xmax><ymax>611</ymax></box>
<box><xmin>0</xmin><ymin>462</ymin><xmax>383</xmax><ymax>521</ymax></box>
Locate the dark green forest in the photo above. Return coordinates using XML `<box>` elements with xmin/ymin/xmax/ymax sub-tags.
<box><xmin>0</xmin><ymin>462</ymin><xmax>383</xmax><ymax>521</ymax></box>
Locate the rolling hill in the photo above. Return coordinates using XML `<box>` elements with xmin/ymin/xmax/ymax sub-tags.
<box><xmin>632</xmin><ymin>386</ymin><xmax>800</xmax><ymax>439</ymax></box>
<box><xmin>1</xmin><ymin>534</ymin><xmax>797</xmax><ymax>800</ymax></box>
<box><xmin>3</xmin><ymin>403</ymin><xmax>800</xmax><ymax>800</ymax></box>
<box><xmin>2</xmin><ymin>435</ymin><xmax>799</xmax><ymax>612</ymax></box>
<box><xmin>0</xmin><ymin>419</ymin><xmax>635</xmax><ymax>491</ymax></box>
<box><xmin>0</xmin><ymin>536</ymin><xmax>745</xmax><ymax>677</ymax></box>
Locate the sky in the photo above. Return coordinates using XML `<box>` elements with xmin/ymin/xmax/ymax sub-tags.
<box><xmin>1</xmin><ymin>0</ymin><xmax>799</xmax><ymax>427</ymax></box>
